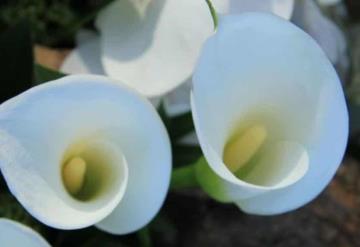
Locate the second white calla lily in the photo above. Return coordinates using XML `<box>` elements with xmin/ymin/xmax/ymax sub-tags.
<box><xmin>0</xmin><ymin>75</ymin><xmax>171</xmax><ymax>234</ymax></box>
<box><xmin>192</xmin><ymin>13</ymin><xmax>348</xmax><ymax>214</ymax></box>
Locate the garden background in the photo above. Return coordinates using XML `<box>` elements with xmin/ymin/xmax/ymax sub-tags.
<box><xmin>0</xmin><ymin>0</ymin><xmax>359</xmax><ymax>246</ymax></box>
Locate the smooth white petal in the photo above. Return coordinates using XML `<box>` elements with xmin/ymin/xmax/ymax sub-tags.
<box><xmin>60</xmin><ymin>35</ymin><xmax>162</xmax><ymax>108</ymax></box>
<box><xmin>60</xmin><ymin>35</ymin><xmax>105</xmax><ymax>75</ymax></box>
<box><xmin>192</xmin><ymin>14</ymin><xmax>348</xmax><ymax>213</ymax></box>
<box><xmin>192</xmin><ymin>95</ymin><xmax>309</xmax><ymax>202</ymax></box>
<box><xmin>96</xmin><ymin>0</ymin><xmax>294</xmax><ymax>97</ymax></box>
<box><xmin>96</xmin><ymin>0</ymin><xmax>214</xmax><ymax>97</ymax></box>
<box><xmin>0</xmin><ymin>75</ymin><xmax>171</xmax><ymax>232</ymax></box>
<box><xmin>0</xmin><ymin>218</ymin><xmax>50</xmax><ymax>247</ymax></box>
<box><xmin>292</xmin><ymin>0</ymin><xmax>346</xmax><ymax>65</ymax></box>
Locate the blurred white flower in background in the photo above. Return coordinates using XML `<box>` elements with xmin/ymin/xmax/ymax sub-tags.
<box><xmin>61</xmin><ymin>0</ymin><xmax>294</xmax><ymax>106</ymax></box>
<box><xmin>192</xmin><ymin>13</ymin><xmax>348</xmax><ymax>214</ymax></box>
<box><xmin>0</xmin><ymin>75</ymin><xmax>171</xmax><ymax>234</ymax></box>
<box><xmin>0</xmin><ymin>218</ymin><xmax>50</xmax><ymax>247</ymax></box>
<box><xmin>61</xmin><ymin>0</ymin><xmax>346</xmax><ymax>116</ymax></box>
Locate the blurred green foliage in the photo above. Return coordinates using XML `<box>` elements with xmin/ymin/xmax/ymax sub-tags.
<box><xmin>0</xmin><ymin>21</ymin><xmax>33</xmax><ymax>102</ymax></box>
<box><xmin>34</xmin><ymin>63</ymin><xmax>65</xmax><ymax>84</ymax></box>
<box><xmin>0</xmin><ymin>0</ymin><xmax>114</xmax><ymax>46</ymax></box>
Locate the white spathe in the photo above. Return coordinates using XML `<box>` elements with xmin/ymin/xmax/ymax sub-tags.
<box><xmin>61</xmin><ymin>0</ymin><xmax>294</xmax><ymax>98</ymax></box>
<box><xmin>95</xmin><ymin>0</ymin><xmax>212</xmax><ymax>97</ymax></box>
<box><xmin>0</xmin><ymin>75</ymin><xmax>171</xmax><ymax>234</ymax></box>
<box><xmin>95</xmin><ymin>0</ymin><xmax>294</xmax><ymax>97</ymax></box>
<box><xmin>192</xmin><ymin>13</ymin><xmax>348</xmax><ymax>214</ymax></box>
<box><xmin>0</xmin><ymin>218</ymin><xmax>50</xmax><ymax>247</ymax></box>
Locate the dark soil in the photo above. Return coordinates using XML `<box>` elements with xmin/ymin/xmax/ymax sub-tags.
<box><xmin>155</xmin><ymin>157</ymin><xmax>360</xmax><ymax>247</ymax></box>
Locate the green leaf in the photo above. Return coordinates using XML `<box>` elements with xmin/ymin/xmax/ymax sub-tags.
<box><xmin>33</xmin><ymin>64</ymin><xmax>66</xmax><ymax>85</ymax></box>
<box><xmin>0</xmin><ymin>21</ymin><xmax>33</xmax><ymax>102</ymax></box>
<box><xmin>170</xmin><ymin>163</ymin><xmax>198</xmax><ymax>190</ymax></box>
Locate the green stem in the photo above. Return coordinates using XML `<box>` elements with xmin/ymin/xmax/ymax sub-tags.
<box><xmin>170</xmin><ymin>164</ymin><xmax>198</xmax><ymax>190</ymax></box>
<box><xmin>205</xmin><ymin>0</ymin><xmax>219</xmax><ymax>30</ymax></box>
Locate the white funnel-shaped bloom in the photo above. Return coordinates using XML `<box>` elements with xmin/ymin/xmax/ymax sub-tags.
<box><xmin>0</xmin><ymin>218</ymin><xmax>50</xmax><ymax>247</ymax></box>
<box><xmin>62</xmin><ymin>0</ymin><xmax>294</xmax><ymax>98</ymax></box>
<box><xmin>0</xmin><ymin>75</ymin><xmax>171</xmax><ymax>234</ymax></box>
<box><xmin>192</xmin><ymin>13</ymin><xmax>348</xmax><ymax>214</ymax></box>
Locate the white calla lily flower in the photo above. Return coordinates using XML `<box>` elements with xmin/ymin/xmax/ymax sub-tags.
<box><xmin>95</xmin><ymin>0</ymin><xmax>294</xmax><ymax>97</ymax></box>
<box><xmin>62</xmin><ymin>0</ymin><xmax>294</xmax><ymax>98</ymax></box>
<box><xmin>0</xmin><ymin>75</ymin><xmax>171</xmax><ymax>234</ymax></box>
<box><xmin>0</xmin><ymin>218</ymin><xmax>50</xmax><ymax>247</ymax></box>
<box><xmin>192</xmin><ymin>13</ymin><xmax>348</xmax><ymax>214</ymax></box>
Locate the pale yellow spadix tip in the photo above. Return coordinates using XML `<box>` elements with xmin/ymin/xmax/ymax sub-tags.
<box><xmin>223</xmin><ymin>124</ymin><xmax>267</xmax><ymax>173</ymax></box>
<box><xmin>62</xmin><ymin>157</ymin><xmax>87</xmax><ymax>195</ymax></box>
